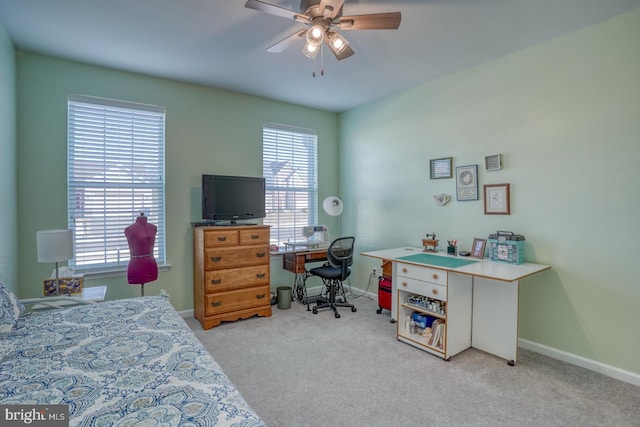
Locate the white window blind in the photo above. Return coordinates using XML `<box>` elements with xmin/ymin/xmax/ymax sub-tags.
<box><xmin>262</xmin><ymin>124</ymin><xmax>318</xmax><ymax>246</ymax></box>
<box><xmin>67</xmin><ymin>95</ymin><xmax>166</xmax><ymax>271</ymax></box>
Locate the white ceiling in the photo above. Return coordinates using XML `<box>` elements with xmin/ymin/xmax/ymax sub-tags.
<box><xmin>1</xmin><ymin>0</ymin><xmax>639</xmax><ymax>112</ymax></box>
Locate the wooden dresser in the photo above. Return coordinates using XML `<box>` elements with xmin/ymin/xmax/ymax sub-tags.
<box><xmin>193</xmin><ymin>225</ymin><xmax>271</xmax><ymax>329</ymax></box>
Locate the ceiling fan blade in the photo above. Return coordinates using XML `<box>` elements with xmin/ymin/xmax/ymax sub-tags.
<box><xmin>337</xmin><ymin>12</ymin><xmax>401</xmax><ymax>30</ymax></box>
<box><xmin>245</xmin><ymin>0</ymin><xmax>310</xmax><ymax>24</ymax></box>
<box><xmin>266</xmin><ymin>29</ymin><xmax>308</xmax><ymax>53</ymax></box>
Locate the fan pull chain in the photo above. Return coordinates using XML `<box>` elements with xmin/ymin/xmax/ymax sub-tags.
<box><xmin>311</xmin><ymin>44</ymin><xmax>325</xmax><ymax>78</ymax></box>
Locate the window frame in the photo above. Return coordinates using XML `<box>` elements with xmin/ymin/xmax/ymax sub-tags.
<box><xmin>262</xmin><ymin>123</ymin><xmax>318</xmax><ymax>247</ymax></box>
<box><xmin>67</xmin><ymin>95</ymin><xmax>167</xmax><ymax>274</ymax></box>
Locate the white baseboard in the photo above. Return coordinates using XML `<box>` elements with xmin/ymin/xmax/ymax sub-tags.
<box><xmin>178</xmin><ymin>308</ymin><xmax>194</xmax><ymax>319</ymax></box>
<box><xmin>519</xmin><ymin>338</ymin><xmax>640</xmax><ymax>387</ymax></box>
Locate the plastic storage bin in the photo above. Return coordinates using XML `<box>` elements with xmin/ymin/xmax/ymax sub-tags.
<box><xmin>488</xmin><ymin>231</ymin><xmax>525</xmax><ymax>264</ymax></box>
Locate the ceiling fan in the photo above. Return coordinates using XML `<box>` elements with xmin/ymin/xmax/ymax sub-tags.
<box><xmin>245</xmin><ymin>0</ymin><xmax>401</xmax><ymax>62</ymax></box>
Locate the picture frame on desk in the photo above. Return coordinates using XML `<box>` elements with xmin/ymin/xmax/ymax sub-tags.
<box><xmin>456</xmin><ymin>164</ymin><xmax>479</xmax><ymax>201</ymax></box>
<box><xmin>484</xmin><ymin>183</ymin><xmax>510</xmax><ymax>215</ymax></box>
<box><xmin>471</xmin><ymin>238</ymin><xmax>487</xmax><ymax>259</ymax></box>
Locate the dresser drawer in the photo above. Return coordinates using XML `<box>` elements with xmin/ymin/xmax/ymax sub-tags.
<box><xmin>239</xmin><ymin>228</ymin><xmax>270</xmax><ymax>245</ymax></box>
<box><xmin>204</xmin><ymin>245</ymin><xmax>269</xmax><ymax>270</ymax></box>
<box><xmin>397</xmin><ymin>276</ymin><xmax>447</xmax><ymax>302</ymax></box>
<box><xmin>205</xmin><ymin>265</ymin><xmax>270</xmax><ymax>292</ymax></box>
<box><xmin>396</xmin><ymin>262</ymin><xmax>447</xmax><ymax>286</ymax></box>
<box><xmin>205</xmin><ymin>285</ymin><xmax>270</xmax><ymax>316</ymax></box>
<box><xmin>204</xmin><ymin>229</ymin><xmax>239</xmax><ymax>247</ymax></box>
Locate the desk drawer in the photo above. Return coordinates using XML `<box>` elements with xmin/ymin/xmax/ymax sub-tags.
<box><xmin>205</xmin><ymin>265</ymin><xmax>269</xmax><ymax>292</ymax></box>
<box><xmin>205</xmin><ymin>285</ymin><xmax>270</xmax><ymax>316</ymax></box>
<box><xmin>397</xmin><ymin>277</ymin><xmax>447</xmax><ymax>302</ymax></box>
<box><xmin>205</xmin><ymin>245</ymin><xmax>269</xmax><ymax>270</ymax></box>
<box><xmin>396</xmin><ymin>262</ymin><xmax>447</xmax><ymax>286</ymax></box>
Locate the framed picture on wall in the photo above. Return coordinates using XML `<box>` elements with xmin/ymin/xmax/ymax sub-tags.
<box><xmin>456</xmin><ymin>164</ymin><xmax>478</xmax><ymax>201</ymax></box>
<box><xmin>484</xmin><ymin>183</ymin><xmax>510</xmax><ymax>215</ymax></box>
<box><xmin>430</xmin><ymin>157</ymin><xmax>453</xmax><ymax>179</ymax></box>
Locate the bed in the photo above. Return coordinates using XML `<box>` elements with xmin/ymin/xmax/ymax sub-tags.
<box><xmin>0</xmin><ymin>283</ymin><xmax>266</xmax><ymax>427</ymax></box>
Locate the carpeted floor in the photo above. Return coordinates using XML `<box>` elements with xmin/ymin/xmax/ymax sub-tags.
<box><xmin>185</xmin><ymin>294</ymin><xmax>640</xmax><ymax>427</ymax></box>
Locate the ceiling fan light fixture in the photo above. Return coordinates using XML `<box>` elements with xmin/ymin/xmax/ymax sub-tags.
<box><xmin>302</xmin><ymin>40</ymin><xmax>320</xmax><ymax>58</ymax></box>
<box><xmin>327</xmin><ymin>31</ymin><xmax>349</xmax><ymax>54</ymax></box>
<box><xmin>307</xmin><ymin>24</ymin><xmax>325</xmax><ymax>45</ymax></box>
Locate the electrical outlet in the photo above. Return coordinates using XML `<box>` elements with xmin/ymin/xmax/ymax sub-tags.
<box><xmin>371</xmin><ymin>268</ymin><xmax>377</xmax><ymax>275</ymax></box>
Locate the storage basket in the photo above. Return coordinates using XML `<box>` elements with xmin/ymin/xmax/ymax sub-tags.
<box><xmin>488</xmin><ymin>231</ymin><xmax>525</xmax><ymax>265</ymax></box>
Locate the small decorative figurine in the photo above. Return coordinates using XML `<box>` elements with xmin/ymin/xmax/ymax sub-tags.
<box><xmin>422</xmin><ymin>233</ymin><xmax>439</xmax><ymax>252</ymax></box>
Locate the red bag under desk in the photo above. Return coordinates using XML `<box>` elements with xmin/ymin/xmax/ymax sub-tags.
<box><xmin>377</xmin><ymin>276</ymin><xmax>392</xmax><ymax>315</ymax></box>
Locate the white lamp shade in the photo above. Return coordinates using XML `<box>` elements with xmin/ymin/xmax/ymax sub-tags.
<box><xmin>37</xmin><ymin>229</ymin><xmax>74</xmax><ymax>262</ymax></box>
<box><xmin>322</xmin><ymin>196</ymin><xmax>344</xmax><ymax>216</ymax></box>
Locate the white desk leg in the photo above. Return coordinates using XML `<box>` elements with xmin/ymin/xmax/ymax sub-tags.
<box><xmin>391</xmin><ymin>263</ymin><xmax>398</xmax><ymax>322</ymax></box>
<box><xmin>472</xmin><ymin>277</ymin><xmax>519</xmax><ymax>365</ymax></box>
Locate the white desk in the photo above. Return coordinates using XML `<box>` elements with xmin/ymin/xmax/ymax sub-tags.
<box><xmin>362</xmin><ymin>247</ymin><xmax>550</xmax><ymax>365</ymax></box>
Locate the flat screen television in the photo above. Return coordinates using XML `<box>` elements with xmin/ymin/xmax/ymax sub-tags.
<box><xmin>201</xmin><ymin>174</ymin><xmax>266</xmax><ymax>222</ymax></box>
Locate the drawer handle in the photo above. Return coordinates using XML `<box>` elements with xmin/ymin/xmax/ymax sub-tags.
<box><xmin>210</xmin><ymin>279</ymin><xmax>222</xmax><ymax>285</ymax></box>
<box><xmin>251</xmin><ymin>234</ymin><xmax>260</xmax><ymax>239</ymax></box>
<box><xmin>256</xmin><ymin>293</ymin><xmax>266</xmax><ymax>299</ymax></box>
<box><xmin>432</xmin><ymin>274</ymin><xmax>438</xmax><ymax>280</ymax></box>
<box><xmin>217</xmin><ymin>236</ymin><xmax>227</xmax><ymax>241</ymax></box>
<box><xmin>402</xmin><ymin>268</ymin><xmax>408</xmax><ymax>273</ymax></box>
<box><xmin>211</xmin><ymin>301</ymin><xmax>222</xmax><ymax>307</ymax></box>
<box><xmin>402</xmin><ymin>282</ymin><xmax>408</xmax><ymax>287</ymax></box>
<box><xmin>210</xmin><ymin>256</ymin><xmax>222</xmax><ymax>262</ymax></box>
<box><xmin>256</xmin><ymin>273</ymin><xmax>266</xmax><ymax>279</ymax></box>
<box><xmin>256</xmin><ymin>252</ymin><xmax>266</xmax><ymax>258</ymax></box>
<box><xmin>432</xmin><ymin>289</ymin><xmax>439</xmax><ymax>295</ymax></box>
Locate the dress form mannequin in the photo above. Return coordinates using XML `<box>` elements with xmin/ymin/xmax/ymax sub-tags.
<box><xmin>125</xmin><ymin>213</ymin><xmax>158</xmax><ymax>296</ymax></box>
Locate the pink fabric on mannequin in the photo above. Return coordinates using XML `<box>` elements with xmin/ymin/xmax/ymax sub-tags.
<box><xmin>125</xmin><ymin>215</ymin><xmax>158</xmax><ymax>285</ymax></box>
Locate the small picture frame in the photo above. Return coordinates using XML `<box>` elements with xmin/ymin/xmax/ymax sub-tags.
<box><xmin>456</xmin><ymin>164</ymin><xmax>478</xmax><ymax>201</ymax></box>
<box><xmin>471</xmin><ymin>238</ymin><xmax>487</xmax><ymax>259</ymax></box>
<box><xmin>43</xmin><ymin>277</ymin><xmax>84</xmax><ymax>296</ymax></box>
<box><xmin>430</xmin><ymin>157</ymin><xmax>452</xmax><ymax>179</ymax></box>
<box><xmin>484</xmin><ymin>183</ymin><xmax>510</xmax><ymax>215</ymax></box>
<box><xmin>485</xmin><ymin>154</ymin><xmax>502</xmax><ymax>171</ymax></box>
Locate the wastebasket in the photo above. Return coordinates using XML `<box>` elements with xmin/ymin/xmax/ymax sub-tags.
<box><xmin>277</xmin><ymin>286</ymin><xmax>292</xmax><ymax>310</ymax></box>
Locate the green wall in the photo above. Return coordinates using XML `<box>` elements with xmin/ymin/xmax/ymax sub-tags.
<box><xmin>340</xmin><ymin>9</ymin><xmax>640</xmax><ymax>374</ymax></box>
<box><xmin>16</xmin><ymin>53</ymin><xmax>339</xmax><ymax>311</ymax></box>
<box><xmin>0</xmin><ymin>21</ymin><xmax>17</xmax><ymax>291</ymax></box>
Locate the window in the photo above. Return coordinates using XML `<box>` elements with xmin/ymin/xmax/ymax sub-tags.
<box><xmin>67</xmin><ymin>95</ymin><xmax>166</xmax><ymax>272</ymax></box>
<box><xmin>262</xmin><ymin>124</ymin><xmax>318</xmax><ymax>246</ymax></box>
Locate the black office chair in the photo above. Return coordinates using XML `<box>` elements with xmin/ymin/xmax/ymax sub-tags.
<box><xmin>309</xmin><ymin>236</ymin><xmax>357</xmax><ymax>318</ymax></box>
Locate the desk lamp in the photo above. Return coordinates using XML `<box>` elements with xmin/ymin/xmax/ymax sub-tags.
<box><xmin>322</xmin><ymin>196</ymin><xmax>344</xmax><ymax>237</ymax></box>
<box><xmin>37</xmin><ymin>229</ymin><xmax>74</xmax><ymax>296</ymax></box>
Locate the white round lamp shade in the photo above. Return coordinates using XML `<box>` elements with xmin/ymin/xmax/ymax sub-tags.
<box><xmin>322</xmin><ymin>196</ymin><xmax>343</xmax><ymax>216</ymax></box>
<box><xmin>37</xmin><ymin>229</ymin><xmax>74</xmax><ymax>262</ymax></box>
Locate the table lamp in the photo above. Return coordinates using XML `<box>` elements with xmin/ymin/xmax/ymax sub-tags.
<box><xmin>37</xmin><ymin>229</ymin><xmax>74</xmax><ymax>295</ymax></box>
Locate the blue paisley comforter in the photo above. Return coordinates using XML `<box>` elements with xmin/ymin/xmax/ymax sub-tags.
<box><xmin>0</xmin><ymin>296</ymin><xmax>266</xmax><ymax>427</ymax></box>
